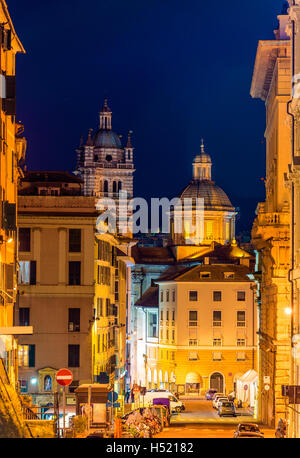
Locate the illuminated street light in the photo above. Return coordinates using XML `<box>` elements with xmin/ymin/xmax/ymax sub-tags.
<box><xmin>285</xmin><ymin>308</ymin><xmax>292</xmax><ymax>316</ymax></box>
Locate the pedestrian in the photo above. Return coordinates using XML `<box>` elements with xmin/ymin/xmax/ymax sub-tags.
<box><xmin>125</xmin><ymin>390</ymin><xmax>130</xmax><ymax>403</ymax></box>
<box><xmin>130</xmin><ymin>388</ymin><xmax>134</xmax><ymax>403</ymax></box>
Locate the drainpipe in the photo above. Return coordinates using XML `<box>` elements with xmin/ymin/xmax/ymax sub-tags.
<box><xmin>287</xmin><ymin>12</ymin><xmax>296</xmax><ymax>438</ymax></box>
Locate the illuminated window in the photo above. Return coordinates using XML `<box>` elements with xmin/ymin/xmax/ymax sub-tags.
<box><xmin>213</xmin><ymin>338</ymin><xmax>222</xmax><ymax>346</ymax></box>
<box><xmin>237</xmin><ymin>339</ymin><xmax>246</xmax><ymax>347</ymax></box>
<box><xmin>18</xmin><ymin>345</ymin><xmax>35</xmax><ymax>367</ymax></box>
<box><xmin>224</xmin><ymin>272</ymin><xmax>234</xmax><ymax>279</ymax></box>
<box><xmin>189</xmin><ymin>339</ymin><xmax>198</xmax><ymax>346</ymax></box>
<box><xmin>206</xmin><ymin>221</ymin><xmax>213</xmax><ymax>239</ymax></box>
<box><xmin>19</xmin><ymin>261</ymin><xmax>36</xmax><ymax>285</ymax></box>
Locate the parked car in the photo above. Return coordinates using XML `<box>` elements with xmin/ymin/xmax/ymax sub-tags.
<box><xmin>206</xmin><ymin>389</ymin><xmax>218</xmax><ymax>400</ymax></box>
<box><xmin>218</xmin><ymin>401</ymin><xmax>236</xmax><ymax>417</ymax></box>
<box><xmin>211</xmin><ymin>392</ymin><xmax>224</xmax><ymax>401</ymax></box>
<box><xmin>234</xmin><ymin>424</ymin><xmax>264</xmax><ymax>438</ymax></box>
<box><xmin>213</xmin><ymin>396</ymin><xmax>228</xmax><ymax>410</ymax></box>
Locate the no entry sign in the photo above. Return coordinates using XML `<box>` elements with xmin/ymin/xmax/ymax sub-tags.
<box><xmin>56</xmin><ymin>368</ymin><xmax>73</xmax><ymax>387</ymax></box>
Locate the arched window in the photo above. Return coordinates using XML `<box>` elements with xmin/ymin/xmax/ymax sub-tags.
<box><xmin>118</xmin><ymin>181</ymin><xmax>122</xmax><ymax>193</ymax></box>
<box><xmin>44</xmin><ymin>375</ymin><xmax>52</xmax><ymax>392</ymax></box>
<box><xmin>113</xmin><ymin>181</ymin><xmax>117</xmax><ymax>194</ymax></box>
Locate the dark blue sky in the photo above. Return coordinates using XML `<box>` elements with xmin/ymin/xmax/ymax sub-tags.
<box><xmin>9</xmin><ymin>0</ymin><xmax>284</xmax><ymax>233</ymax></box>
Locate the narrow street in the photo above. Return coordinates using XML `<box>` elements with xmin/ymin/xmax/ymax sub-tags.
<box><xmin>155</xmin><ymin>400</ymin><xmax>275</xmax><ymax>438</ymax></box>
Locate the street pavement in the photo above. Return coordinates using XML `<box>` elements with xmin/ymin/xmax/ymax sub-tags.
<box><xmin>155</xmin><ymin>400</ymin><xmax>276</xmax><ymax>438</ymax></box>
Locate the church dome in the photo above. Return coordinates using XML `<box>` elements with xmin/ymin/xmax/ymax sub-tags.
<box><xmin>193</xmin><ymin>153</ymin><xmax>211</xmax><ymax>164</ymax></box>
<box><xmin>93</xmin><ymin>129</ymin><xmax>122</xmax><ymax>149</ymax></box>
<box><xmin>179</xmin><ymin>180</ymin><xmax>234</xmax><ymax>211</ymax></box>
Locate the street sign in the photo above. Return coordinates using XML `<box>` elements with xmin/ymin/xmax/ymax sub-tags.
<box><xmin>107</xmin><ymin>402</ymin><xmax>120</xmax><ymax>408</ymax></box>
<box><xmin>107</xmin><ymin>391</ymin><xmax>118</xmax><ymax>403</ymax></box>
<box><xmin>264</xmin><ymin>376</ymin><xmax>270</xmax><ymax>384</ymax></box>
<box><xmin>56</xmin><ymin>368</ymin><xmax>73</xmax><ymax>387</ymax></box>
<box><xmin>264</xmin><ymin>385</ymin><xmax>270</xmax><ymax>391</ymax></box>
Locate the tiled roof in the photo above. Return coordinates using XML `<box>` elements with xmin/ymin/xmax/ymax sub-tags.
<box><xmin>156</xmin><ymin>264</ymin><xmax>252</xmax><ymax>283</ymax></box>
<box><xmin>135</xmin><ymin>286</ymin><xmax>159</xmax><ymax>308</ymax></box>
<box><xmin>21</xmin><ymin>171</ymin><xmax>83</xmax><ymax>184</ymax></box>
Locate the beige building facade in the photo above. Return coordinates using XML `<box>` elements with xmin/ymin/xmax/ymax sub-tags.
<box><xmin>136</xmin><ymin>262</ymin><xmax>257</xmax><ymax>405</ymax></box>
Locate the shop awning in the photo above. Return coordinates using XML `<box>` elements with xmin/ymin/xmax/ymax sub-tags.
<box><xmin>238</xmin><ymin>369</ymin><xmax>258</xmax><ymax>383</ymax></box>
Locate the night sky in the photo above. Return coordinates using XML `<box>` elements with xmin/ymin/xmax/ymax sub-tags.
<box><xmin>8</xmin><ymin>0</ymin><xmax>285</xmax><ymax>234</ymax></box>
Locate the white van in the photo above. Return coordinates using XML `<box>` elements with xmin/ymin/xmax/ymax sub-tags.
<box><xmin>140</xmin><ymin>390</ymin><xmax>184</xmax><ymax>413</ymax></box>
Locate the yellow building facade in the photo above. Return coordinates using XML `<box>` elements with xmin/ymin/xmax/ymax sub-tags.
<box><xmin>0</xmin><ymin>0</ymin><xmax>28</xmax><ymax>387</ymax></box>
<box><xmin>251</xmin><ymin>13</ymin><xmax>292</xmax><ymax>426</ymax></box>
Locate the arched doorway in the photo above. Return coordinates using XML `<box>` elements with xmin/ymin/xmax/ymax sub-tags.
<box><xmin>185</xmin><ymin>372</ymin><xmax>202</xmax><ymax>394</ymax></box>
<box><xmin>210</xmin><ymin>372</ymin><xmax>224</xmax><ymax>393</ymax></box>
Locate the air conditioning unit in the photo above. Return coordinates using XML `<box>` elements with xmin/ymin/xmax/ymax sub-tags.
<box><xmin>68</xmin><ymin>322</ymin><xmax>74</xmax><ymax>332</ymax></box>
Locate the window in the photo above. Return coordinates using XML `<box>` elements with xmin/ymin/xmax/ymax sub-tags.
<box><xmin>189</xmin><ymin>339</ymin><xmax>198</xmax><ymax>346</ymax></box>
<box><xmin>213</xmin><ymin>352</ymin><xmax>222</xmax><ymax>361</ymax></box>
<box><xmin>237</xmin><ymin>352</ymin><xmax>246</xmax><ymax>361</ymax></box>
<box><xmin>172</xmin><ymin>290</ymin><xmax>175</xmax><ymax>302</ymax></box>
<box><xmin>213</xmin><ymin>291</ymin><xmax>222</xmax><ymax>302</ymax></box>
<box><xmin>224</xmin><ymin>272</ymin><xmax>234</xmax><ymax>279</ymax></box>
<box><xmin>172</xmin><ymin>310</ymin><xmax>175</xmax><ymax>322</ymax></box>
<box><xmin>237</xmin><ymin>311</ymin><xmax>246</xmax><ymax>327</ymax></box>
<box><xmin>189</xmin><ymin>311</ymin><xmax>198</xmax><ymax>327</ymax></box>
<box><xmin>213</xmin><ymin>311</ymin><xmax>222</xmax><ymax>327</ymax></box>
<box><xmin>160</xmin><ymin>291</ymin><xmax>163</xmax><ymax>302</ymax></box>
<box><xmin>68</xmin><ymin>308</ymin><xmax>80</xmax><ymax>332</ymax></box>
<box><xmin>188</xmin><ymin>352</ymin><xmax>198</xmax><ymax>361</ymax></box>
<box><xmin>172</xmin><ymin>330</ymin><xmax>175</xmax><ymax>342</ymax></box>
<box><xmin>18</xmin><ymin>261</ymin><xmax>36</xmax><ymax>285</ymax></box>
<box><xmin>213</xmin><ymin>338</ymin><xmax>222</xmax><ymax>346</ymax></box>
<box><xmin>69</xmin><ymin>261</ymin><xmax>81</xmax><ymax>285</ymax></box>
<box><xmin>189</xmin><ymin>291</ymin><xmax>198</xmax><ymax>302</ymax></box>
<box><xmin>68</xmin><ymin>345</ymin><xmax>80</xmax><ymax>367</ymax></box>
<box><xmin>69</xmin><ymin>229</ymin><xmax>81</xmax><ymax>253</ymax></box>
<box><xmin>166</xmin><ymin>290</ymin><xmax>169</xmax><ymax>302</ymax></box>
<box><xmin>148</xmin><ymin>311</ymin><xmax>158</xmax><ymax>338</ymax></box>
<box><xmin>19</xmin><ymin>308</ymin><xmax>30</xmax><ymax>326</ymax></box>
<box><xmin>237</xmin><ymin>339</ymin><xmax>246</xmax><ymax>347</ymax></box>
<box><xmin>166</xmin><ymin>329</ymin><xmax>169</xmax><ymax>341</ymax></box>
<box><xmin>160</xmin><ymin>310</ymin><xmax>163</xmax><ymax>321</ymax></box>
<box><xmin>19</xmin><ymin>228</ymin><xmax>30</xmax><ymax>252</ymax></box>
<box><xmin>237</xmin><ymin>291</ymin><xmax>246</xmax><ymax>302</ymax></box>
<box><xmin>97</xmin><ymin>298</ymin><xmax>103</xmax><ymax>317</ymax></box>
<box><xmin>200</xmin><ymin>272</ymin><xmax>211</xmax><ymax>279</ymax></box>
<box><xmin>18</xmin><ymin>345</ymin><xmax>35</xmax><ymax>367</ymax></box>
<box><xmin>166</xmin><ymin>310</ymin><xmax>169</xmax><ymax>322</ymax></box>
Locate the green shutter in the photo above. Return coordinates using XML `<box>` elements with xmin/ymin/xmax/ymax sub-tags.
<box><xmin>28</xmin><ymin>345</ymin><xmax>35</xmax><ymax>367</ymax></box>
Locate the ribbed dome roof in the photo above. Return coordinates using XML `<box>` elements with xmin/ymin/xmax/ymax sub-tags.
<box><xmin>93</xmin><ymin>129</ymin><xmax>122</xmax><ymax>148</ymax></box>
<box><xmin>179</xmin><ymin>180</ymin><xmax>234</xmax><ymax>210</ymax></box>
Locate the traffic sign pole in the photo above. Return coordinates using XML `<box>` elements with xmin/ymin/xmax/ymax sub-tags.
<box><xmin>55</xmin><ymin>369</ymin><xmax>73</xmax><ymax>438</ymax></box>
<box><xmin>63</xmin><ymin>386</ymin><xmax>66</xmax><ymax>438</ymax></box>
